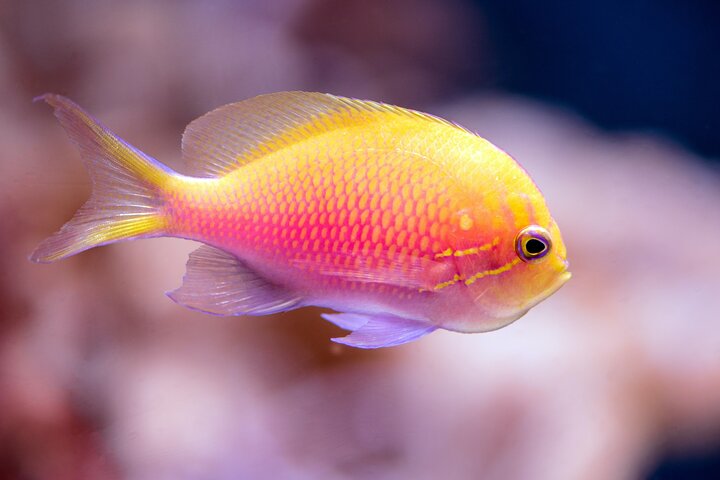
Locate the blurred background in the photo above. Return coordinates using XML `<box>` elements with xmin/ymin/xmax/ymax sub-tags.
<box><xmin>1</xmin><ymin>0</ymin><xmax>719</xmax><ymax>479</ymax></box>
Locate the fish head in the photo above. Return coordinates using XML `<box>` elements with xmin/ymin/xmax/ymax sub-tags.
<box><xmin>450</xmin><ymin>210</ymin><xmax>571</xmax><ymax>332</ymax></box>
<box><xmin>506</xmin><ymin>219</ymin><xmax>571</xmax><ymax>312</ymax></box>
<box><xmin>441</xmin><ymin>141</ymin><xmax>572</xmax><ymax>332</ymax></box>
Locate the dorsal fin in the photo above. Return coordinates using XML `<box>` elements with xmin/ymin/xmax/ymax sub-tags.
<box><xmin>180</xmin><ymin>91</ymin><xmax>463</xmax><ymax>177</ymax></box>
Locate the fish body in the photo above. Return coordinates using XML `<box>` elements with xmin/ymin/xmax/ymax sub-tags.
<box><xmin>32</xmin><ymin>92</ymin><xmax>570</xmax><ymax>348</ymax></box>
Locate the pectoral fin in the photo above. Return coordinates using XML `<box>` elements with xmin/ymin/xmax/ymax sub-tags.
<box><xmin>322</xmin><ymin>313</ymin><xmax>436</xmax><ymax>349</ymax></box>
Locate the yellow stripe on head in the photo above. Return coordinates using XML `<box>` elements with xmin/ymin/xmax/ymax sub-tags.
<box><xmin>464</xmin><ymin>258</ymin><xmax>521</xmax><ymax>286</ymax></box>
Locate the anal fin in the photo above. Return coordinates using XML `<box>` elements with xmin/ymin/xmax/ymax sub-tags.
<box><xmin>322</xmin><ymin>313</ymin><xmax>436</xmax><ymax>349</ymax></box>
<box><xmin>167</xmin><ymin>245</ymin><xmax>302</xmax><ymax>316</ymax></box>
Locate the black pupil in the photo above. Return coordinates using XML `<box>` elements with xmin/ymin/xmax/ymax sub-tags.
<box><xmin>525</xmin><ymin>238</ymin><xmax>546</xmax><ymax>255</ymax></box>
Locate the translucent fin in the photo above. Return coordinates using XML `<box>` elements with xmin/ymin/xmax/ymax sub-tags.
<box><xmin>181</xmin><ymin>91</ymin><xmax>466</xmax><ymax>177</ymax></box>
<box><xmin>167</xmin><ymin>245</ymin><xmax>302</xmax><ymax>316</ymax></box>
<box><xmin>30</xmin><ymin>95</ymin><xmax>172</xmax><ymax>263</ymax></box>
<box><xmin>320</xmin><ymin>312</ymin><xmax>369</xmax><ymax>332</ymax></box>
<box><xmin>322</xmin><ymin>313</ymin><xmax>436</xmax><ymax>349</ymax></box>
<box><xmin>290</xmin><ymin>252</ymin><xmax>453</xmax><ymax>291</ymax></box>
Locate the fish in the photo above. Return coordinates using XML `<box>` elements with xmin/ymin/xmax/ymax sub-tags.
<box><xmin>31</xmin><ymin>92</ymin><xmax>571</xmax><ymax>349</ymax></box>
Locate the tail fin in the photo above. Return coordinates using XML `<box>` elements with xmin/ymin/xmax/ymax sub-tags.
<box><xmin>30</xmin><ymin>94</ymin><xmax>173</xmax><ymax>263</ymax></box>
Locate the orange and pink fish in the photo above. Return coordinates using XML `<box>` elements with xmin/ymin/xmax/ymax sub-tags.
<box><xmin>31</xmin><ymin>92</ymin><xmax>571</xmax><ymax>348</ymax></box>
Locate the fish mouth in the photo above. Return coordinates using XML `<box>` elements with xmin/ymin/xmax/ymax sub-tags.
<box><xmin>524</xmin><ymin>267</ymin><xmax>571</xmax><ymax>310</ymax></box>
<box><xmin>554</xmin><ymin>255</ymin><xmax>572</xmax><ymax>286</ymax></box>
<box><xmin>489</xmin><ymin>269</ymin><xmax>569</xmax><ymax>324</ymax></box>
<box><xmin>464</xmin><ymin>268</ymin><xmax>572</xmax><ymax>333</ymax></box>
<box><xmin>554</xmin><ymin>258</ymin><xmax>571</xmax><ymax>287</ymax></box>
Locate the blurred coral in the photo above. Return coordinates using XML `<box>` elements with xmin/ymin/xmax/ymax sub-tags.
<box><xmin>1</xmin><ymin>1</ymin><xmax>719</xmax><ymax>479</ymax></box>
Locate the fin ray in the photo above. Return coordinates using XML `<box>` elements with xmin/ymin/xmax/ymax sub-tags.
<box><xmin>290</xmin><ymin>251</ymin><xmax>453</xmax><ymax>291</ymax></box>
<box><xmin>324</xmin><ymin>313</ymin><xmax>436</xmax><ymax>349</ymax></box>
<box><xmin>31</xmin><ymin>95</ymin><xmax>170</xmax><ymax>263</ymax></box>
<box><xmin>321</xmin><ymin>312</ymin><xmax>370</xmax><ymax>332</ymax></box>
<box><xmin>181</xmin><ymin>91</ymin><xmax>465</xmax><ymax>177</ymax></box>
<box><xmin>167</xmin><ymin>245</ymin><xmax>302</xmax><ymax>316</ymax></box>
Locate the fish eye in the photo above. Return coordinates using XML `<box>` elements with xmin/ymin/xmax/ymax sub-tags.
<box><xmin>515</xmin><ymin>226</ymin><xmax>552</xmax><ymax>262</ymax></box>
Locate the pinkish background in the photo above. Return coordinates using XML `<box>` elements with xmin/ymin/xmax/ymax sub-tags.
<box><xmin>1</xmin><ymin>1</ymin><xmax>719</xmax><ymax>479</ymax></box>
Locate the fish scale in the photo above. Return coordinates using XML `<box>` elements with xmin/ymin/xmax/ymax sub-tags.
<box><xmin>177</xmin><ymin>135</ymin><xmax>451</xmax><ymax>271</ymax></box>
<box><xmin>31</xmin><ymin>92</ymin><xmax>570</xmax><ymax>348</ymax></box>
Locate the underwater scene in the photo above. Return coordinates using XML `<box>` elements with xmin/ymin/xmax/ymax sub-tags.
<box><xmin>1</xmin><ymin>1</ymin><xmax>719</xmax><ymax>479</ymax></box>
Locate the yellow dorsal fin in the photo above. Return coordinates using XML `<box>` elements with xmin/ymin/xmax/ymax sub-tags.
<box><xmin>180</xmin><ymin>91</ymin><xmax>465</xmax><ymax>177</ymax></box>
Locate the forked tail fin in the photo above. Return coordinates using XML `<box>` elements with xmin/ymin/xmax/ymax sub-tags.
<box><xmin>30</xmin><ymin>94</ymin><xmax>174</xmax><ymax>263</ymax></box>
